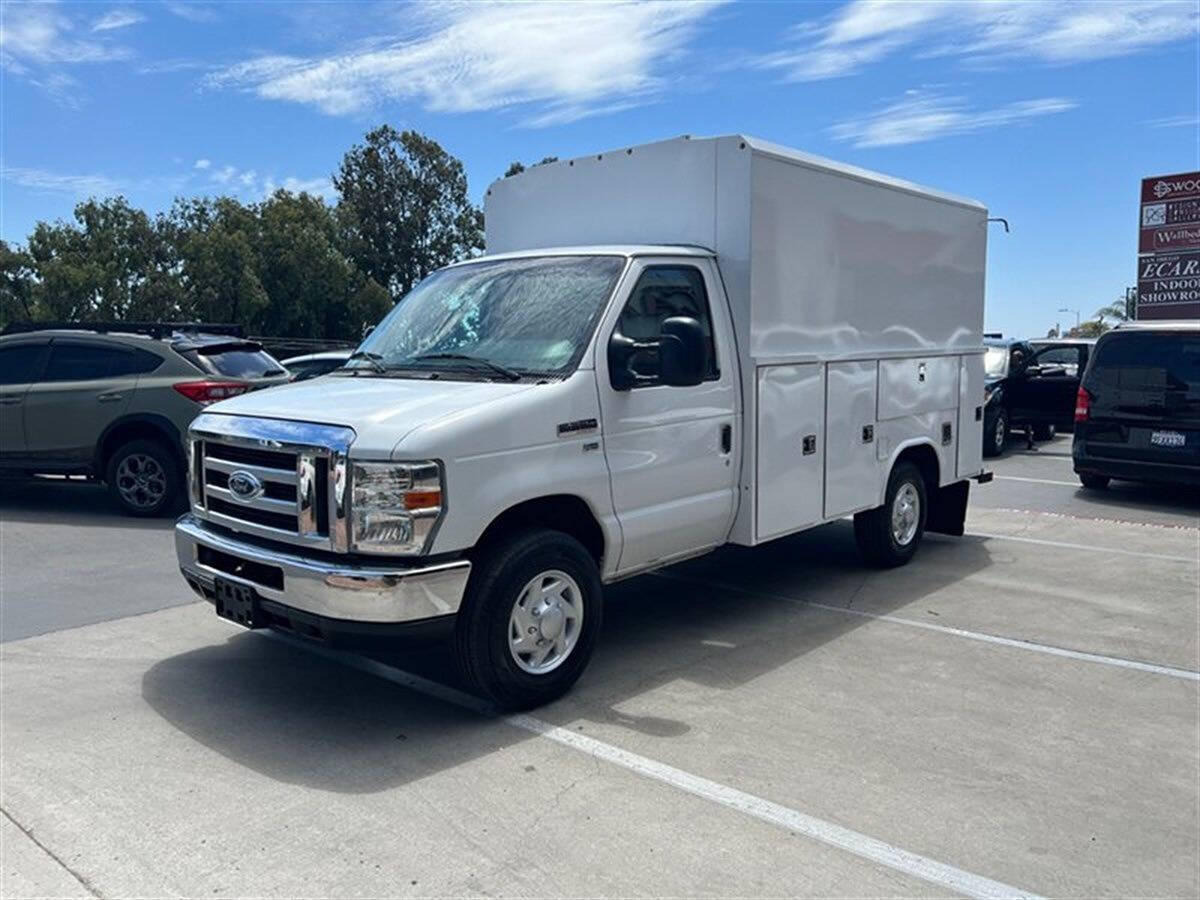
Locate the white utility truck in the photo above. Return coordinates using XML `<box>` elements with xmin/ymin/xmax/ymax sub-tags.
<box><xmin>175</xmin><ymin>135</ymin><xmax>989</xmax><ymax>708</ymax></box>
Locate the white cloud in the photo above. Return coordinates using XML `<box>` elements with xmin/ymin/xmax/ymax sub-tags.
<box><xmin>164</xmin><ymin>3</ymin><xmax>219</xmax><ymax>24</ymax></box>
<box><xmin>2</xmin><ymin>165</ymin><xmax>123</xmax><ymax>196</ymax></box>
<box><xmin>1</xmin><ymin>1</ymin><xmax>132</xmax><ymax>106</ymax></box>
<box><xmin>758</xmin><ymin>0</ymin><xmax>1197</xmax><ymax>80</ymax></box>
<box><xmin>207</xmin><ymin>1</ymin><xmax>721</xmax><ymax>123</ymax></box>
<box><xmin>210</xmin><ymin>164</ymin><xmax>237</xmax><ymax>185</ymax></box>
<box><xmin>92</xmin><ymin>8</ymin><xmax>146</xmax><ymax>32</ymax></box>
<box><xmin>830</xmin><ymin>90</ymin><xmax>1075</xmax><ymax>147</ymax></box>
<box><xmin>1144</xmin><ymin>114</ymin><xmax>1200</xmax><ymax>129</ymax></box>
<box><xmin>193</xmin><ymin>158</ymin><xmax>211</xmax><ymax>170</ymax></box>
<box><xmin>263</xmin><ymin>176</ymin><xmax>337</xmax><ymax>202</ymax></box>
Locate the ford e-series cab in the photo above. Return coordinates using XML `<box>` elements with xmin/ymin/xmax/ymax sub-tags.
<box><xmin>175</xmin><ymin>135</ymin><xmax>989</xmax><ymax>709</ymax></box>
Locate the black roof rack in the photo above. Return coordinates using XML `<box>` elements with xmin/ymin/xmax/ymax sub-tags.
<box><xmin>1</xmin><ymin>321</ymin><xmax>245</xmax><ymax>339</ymax></box>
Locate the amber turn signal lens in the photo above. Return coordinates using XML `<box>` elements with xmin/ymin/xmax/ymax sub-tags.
<box><xmin>404</xmin><ymin>489</ymin><xmax>442</xmax><ymax>510</ymax></box>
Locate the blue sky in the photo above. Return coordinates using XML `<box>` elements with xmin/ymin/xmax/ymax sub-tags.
<box><xmin>2</xmin><ymin>0</ymin><xmax>1197</xmax><ymax>337</ymax></box>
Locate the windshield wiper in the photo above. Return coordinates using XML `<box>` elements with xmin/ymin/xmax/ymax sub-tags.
<box><xmin>344</xmin><ymin>350</ymin><xmax>386</xmax><ymax>373</ymax></box>
<box><xmin>411</xmin><ymin>353</ymin><xmax>523</xmax><ymax>382</ymax></box>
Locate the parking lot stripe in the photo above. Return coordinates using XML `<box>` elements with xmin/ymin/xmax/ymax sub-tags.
<box><xmin>266</xmin><ymin>633</ymin><xmax>1042</xmax><ymax>900</ymax></box>
<box><xmin>994</xmin><ymin>475</ymin><xmax>1080</xmax><ymax>487</ymax></box>
<box><xmin>655</xmin><ymin>574</ymin><xmax>1200</xmax><ymax>682</ymax></box>
<box><xmin>960</xmin><ymin>531</ymin><xmax>1198</xmax><ymax>564</ymax></box>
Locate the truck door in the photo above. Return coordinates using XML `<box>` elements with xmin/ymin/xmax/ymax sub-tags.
<box><xmin>597</xmin><ymin>258</ymin><xmax>739</xmax><ymax>573</ymax></box>
<box><xmin>1011</xmin><ymin>344</ymin><xmax>1084</xmax><ymax>428</ymax></box>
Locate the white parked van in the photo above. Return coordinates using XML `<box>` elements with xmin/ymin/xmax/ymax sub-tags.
<box><xmin>175</xmin><ymin>135</ymin><xmax>989</xmax><ymax>709</ymax></box>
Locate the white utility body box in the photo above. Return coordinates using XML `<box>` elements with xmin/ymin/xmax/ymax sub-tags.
<box><xmin>486</xmin><ymin>134</ymin><xmax>988</xmax><ymax>546</ymax></box>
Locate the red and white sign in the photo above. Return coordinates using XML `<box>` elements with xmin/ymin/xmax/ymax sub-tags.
<box><xmin>1141</xmin><ymin>173</ymin><xmax>1200</xmax><ymax>203</ymax></box>
<box><xmin>1138</xmin><ymin>172</ymin><xmax>1200</xmax><ymax>320</ymax></box>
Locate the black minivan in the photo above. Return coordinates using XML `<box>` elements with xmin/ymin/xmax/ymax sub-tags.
<box><xmin>1073</xmin><ymin>322</ymin><xmax>1200</xmax><ymax>488</ymax></box>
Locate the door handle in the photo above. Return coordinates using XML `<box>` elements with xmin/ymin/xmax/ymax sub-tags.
<box><xmin>97</xmin><ymin>392</ymin><xmax>124</xmax><ymax>403</ymax></box>
<box><xmin>0</xmin><ymin>396</ymin><xmax>22</xmax><ymax>406</ymax></box>
<box><xmin>720</xmin><ymin>424</ymin><xmax>732</xmax><ymax>454</ymax></box>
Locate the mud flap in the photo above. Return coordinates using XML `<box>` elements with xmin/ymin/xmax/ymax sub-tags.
<box><xmin>927</xmin><ymin>479</ymin><xmax>969</xmax><ymax>537</ymax></box>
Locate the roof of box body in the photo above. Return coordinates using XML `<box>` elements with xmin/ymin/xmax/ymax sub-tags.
<box><xmin>487</xmin><ymin>133</ymin><xmax>986</xmax><ymax>212</ymax></box>
<box><xmin>449</xmin><ymin>245</ymin><xmax>715</xmax><ymax>267</ymax></box>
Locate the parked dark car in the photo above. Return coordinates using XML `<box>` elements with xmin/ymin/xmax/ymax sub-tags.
<box><xmin>1073</xmin><ymin>322</ymin><xmax>1200</xmax><ymax>488</ymax></box>
<box><xmin>0</xmin><ymin>323</ymin><xmax>288</xmax><ymax>515</ymax></box>
<box><xmin>982</xmin><ymin>337</ymin><xmax>1092</xmax><ymax>456</ymax></box>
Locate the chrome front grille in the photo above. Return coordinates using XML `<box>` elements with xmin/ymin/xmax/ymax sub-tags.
<box><xmin>189</xmin><ymin>413</ymin><xmax>355</xmax><ymax>552</ymax></box>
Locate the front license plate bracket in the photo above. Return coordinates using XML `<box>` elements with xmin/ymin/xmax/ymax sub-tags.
<box><xmin>214</xmin><ymin>577</ymin><xmax>259</xmax><ymax>629</ymax></box>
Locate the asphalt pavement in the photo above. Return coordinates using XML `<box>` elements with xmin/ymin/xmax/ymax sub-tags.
<box><xmin>2</xmin><ymin>434</ymin><xmax>1197</xmax><ymax>898</ymax></box>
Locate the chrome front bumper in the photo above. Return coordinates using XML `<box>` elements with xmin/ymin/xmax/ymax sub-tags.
<box><xmin>175</xmin><ymin>514</ymin><xmax>470</xmax><ymax>624</ymax></box>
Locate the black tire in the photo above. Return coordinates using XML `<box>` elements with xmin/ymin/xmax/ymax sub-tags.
<box><xmin>455</xmin><ymin>528</ymin><xmax>603</xmax><ymax>710</ymax></box>
<box><xmin>854</xmin><ymin>461</ymin><xmax>928</xmax><ymax>568</ymax></box>
<box><xmin>1079</xmin><ymin>473</ymin><xmax>1110</xmax><ymax>490</ymax></box>
<box><xmin>982</xmin><ymin>410</ymin><xmax>1008</xmax><ymax>458</ymax></box>
<box><xmin>105</xmin><ymin>438</ymin><xmax>184</xmax><ymax>517</ymax></box>
<box><xmin>1033</xmin><ymin>423</ymin><xmax>1057</xmax><ymax>441</ymax></box>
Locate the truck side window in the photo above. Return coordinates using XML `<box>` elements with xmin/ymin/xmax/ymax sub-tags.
<box><xmin>616</xmin><ymin>265</ymin><xmax>718</xmax><ymax>385</ymax></box>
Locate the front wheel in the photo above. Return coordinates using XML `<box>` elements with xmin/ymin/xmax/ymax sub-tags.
<box><xmin>1079</xmin><ymin>473</ymin><xmax>1110</xmax><ymax>490</ymax></box>
<box><xmin>854</xmin><ymin>462</ymin><xmax>928</xmax><ymax>568</ymax></box>
<box><xmin>982</xmin><ymin>410</ymin><xmax>1008</xmax><ymax>458</ymax></box>
<box><xmin>455</xmin><ymin>528</ymin><xmax>603</xmax><ymax>710</ymax></box>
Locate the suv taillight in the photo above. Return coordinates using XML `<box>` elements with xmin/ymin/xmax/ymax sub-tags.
<box><xmin>173</xmin><ymin>380</ymin><xmax>249</xmax><ymax>406</ymax></box>
<box><xmin>1074</xmin><ymin>386</ymin><xmax>1092</xmax><ymax>423</ymax></box>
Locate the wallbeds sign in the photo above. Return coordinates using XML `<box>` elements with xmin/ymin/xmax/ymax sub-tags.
<box><xmin>1138</xmin><ymin>171</ymin><xmax>1200</xmax><ymax>320</ymax></box>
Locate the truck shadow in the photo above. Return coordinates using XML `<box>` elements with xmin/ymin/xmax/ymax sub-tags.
<box><xmin>0</xmin><ymin>477</ymin><xmax>175</xmax><ymax>531</ymax></box>
<box><xmin>141</xmin><ymin>521</ymin><xmax>992</xmax><ymax>794</ymax></box>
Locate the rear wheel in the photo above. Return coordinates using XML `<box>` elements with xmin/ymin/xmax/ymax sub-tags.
<box><xmin>455</xmin><ymin>528</ymin><xmax>603</xmax><ymax>710</ymax></box>
<box><xmin>983</xmin><ymin>410</ymin><xmax>1008</xmax><ymax>458</ymax></box>
<box><xmin>1034</xmin><ymin>423</ymin><xmax>1057</xmax><ymax>441</ymax></box>
<box><xmin>1079</xmin><ymin>473</ymin><xmax>1110</xmax><ymax>490</ymax></box>
<box><xmin>106</xmin><ymin>439</ymin><xmax>183</xmax><ymax>517</ymax></box>
<box><xmin>854</xmin><ymin>462</ymin><xmax>927</xmax><ymax>568</ymax></box>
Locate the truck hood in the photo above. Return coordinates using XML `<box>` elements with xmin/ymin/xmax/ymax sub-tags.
<box><xmin>205</xmin><ymin>374</ymin><xmax>538</xmax><ymax>457</ymax></box>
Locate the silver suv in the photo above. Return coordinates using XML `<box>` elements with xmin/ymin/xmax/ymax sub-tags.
<box><xmin>0</xmin><ymin>324</ymin><xmax>288</xmax><ymax>516</ymax></box>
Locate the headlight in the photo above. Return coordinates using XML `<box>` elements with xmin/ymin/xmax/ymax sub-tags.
<box><xmin>350</xmin><ymin>460</ymin><xmax>443</xmax><ymax>555</ymax></box>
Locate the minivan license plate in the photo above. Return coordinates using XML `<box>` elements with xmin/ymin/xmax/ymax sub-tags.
<box><xmin>1150</xmin><ymin>430</ymin><xmax>1186</xmax><ymax>448</ymax></box>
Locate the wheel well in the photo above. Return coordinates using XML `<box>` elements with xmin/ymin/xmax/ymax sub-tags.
<box><xmin>96</xmin><ymin>418</ymin><xmax>182</xmax><ymax>475</ymax></box>
<box><xmin>475</xmin><ymin>495</ymin><xmax>605</xmax><ymax>567</ymax></box>
<box><xmin>895</xmin><ymin>443</ymin><xmax>940</xmax><ymax>496</ymax></box>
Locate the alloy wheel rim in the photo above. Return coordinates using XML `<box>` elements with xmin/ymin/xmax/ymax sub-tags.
<box><xmin>994</xmin><ymin>416</ymin><xmax>1006</xmax><ymax>452</ymax></box>
<box><xmin>115</xmin><ymin>453</ymin><xmax>166</xmax><ymax>509</ymax></box>
<box><xmin>508</xmin><ymin>569</ymin><xmax>583</xmax><ymax>675</ymax></box>
<box><xmin>891</xmin><ymin>482</ymin><xmax>920</xmax><ymax>546</ymax></box>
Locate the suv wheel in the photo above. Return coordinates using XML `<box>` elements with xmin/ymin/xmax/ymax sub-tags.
<box><xmin>455</xmin><ymin>528</ymin><xmax>603</xmax><ymax>710</ymax></box>
<box><xmin>854</xmin><ymin>462</ymin><xmax>928</xmax><ymax>568</ymax></box>
<box><xmin>106</xmin><ymin>439</ymin><xmax>183</xmax><ymax>517</ymax></box>
<box><xmin>983</xmin><ymin>410</ymin><xmax>1008</xmax><ymax>458</ymax></box>
<box><xmin>1079</xmin><ymin>473</ymin><xmax>1110</xmax><ymax>490</ymax></box>
<box><xmin>1034</xmin><ymin>423</ymin><xmax>1057</xmax><ymax>441</ymax></box>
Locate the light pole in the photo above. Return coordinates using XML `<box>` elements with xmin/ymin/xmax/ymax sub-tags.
<box><xmin>1058</xmin><ymin>308</ymin><xmax>1080</xmax><ymax>330</ymax></box>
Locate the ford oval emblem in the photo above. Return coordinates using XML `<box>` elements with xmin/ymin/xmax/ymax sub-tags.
<box><xmin>227</xmin><ymin>470</ymin><xmax>264</xmax><ymax>503</ymax></box>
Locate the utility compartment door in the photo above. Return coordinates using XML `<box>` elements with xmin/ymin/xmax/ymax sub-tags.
<box><xmin>824</xmin><ymin>361</ymin><xmax>880</xmax><ymax>517</ymax></box>
<box><xmin>756</xmin><ymin>363</ymin><xmax>824</xmax><ymax>540</ymax></box>
<box><xmin>957</xmin><ymin>353</ymin><xmax>984</xmax><ymax>477</ymax></box>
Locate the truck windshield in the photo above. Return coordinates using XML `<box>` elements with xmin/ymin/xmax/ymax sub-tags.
<box><xmin>349</xmin><ymin>255</ymin><xmax>627</xmax><ymax>378</ymax></box>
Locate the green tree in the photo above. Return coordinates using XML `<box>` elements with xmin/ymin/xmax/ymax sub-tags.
<box><xmin>503</xmin><ymin>156</ymin><xmax>559</xmax><ymax>178</ymax></box>
<box><xmin>0</xmin><ymin>240</ymin><xmax>37</xmax><ymax>327</ymax></box>
<box><xmin>1095</xmin><ymin>299</ymin><xmax>1129</xmax><ymax>325</ymax></box>
<box><xmin>334</xmin><ymin>126</ymin><xmax>483</xmax><ymax>298</ymax></box>
<box><xmin>168</xmin><ymin>196</ymin><xmax>268</xmax><ymax>327</ymax></box>
<box><xmin>23</xmin><ymin>197</ymin><xmax>183</xmax><ymax>323</ymax></box>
